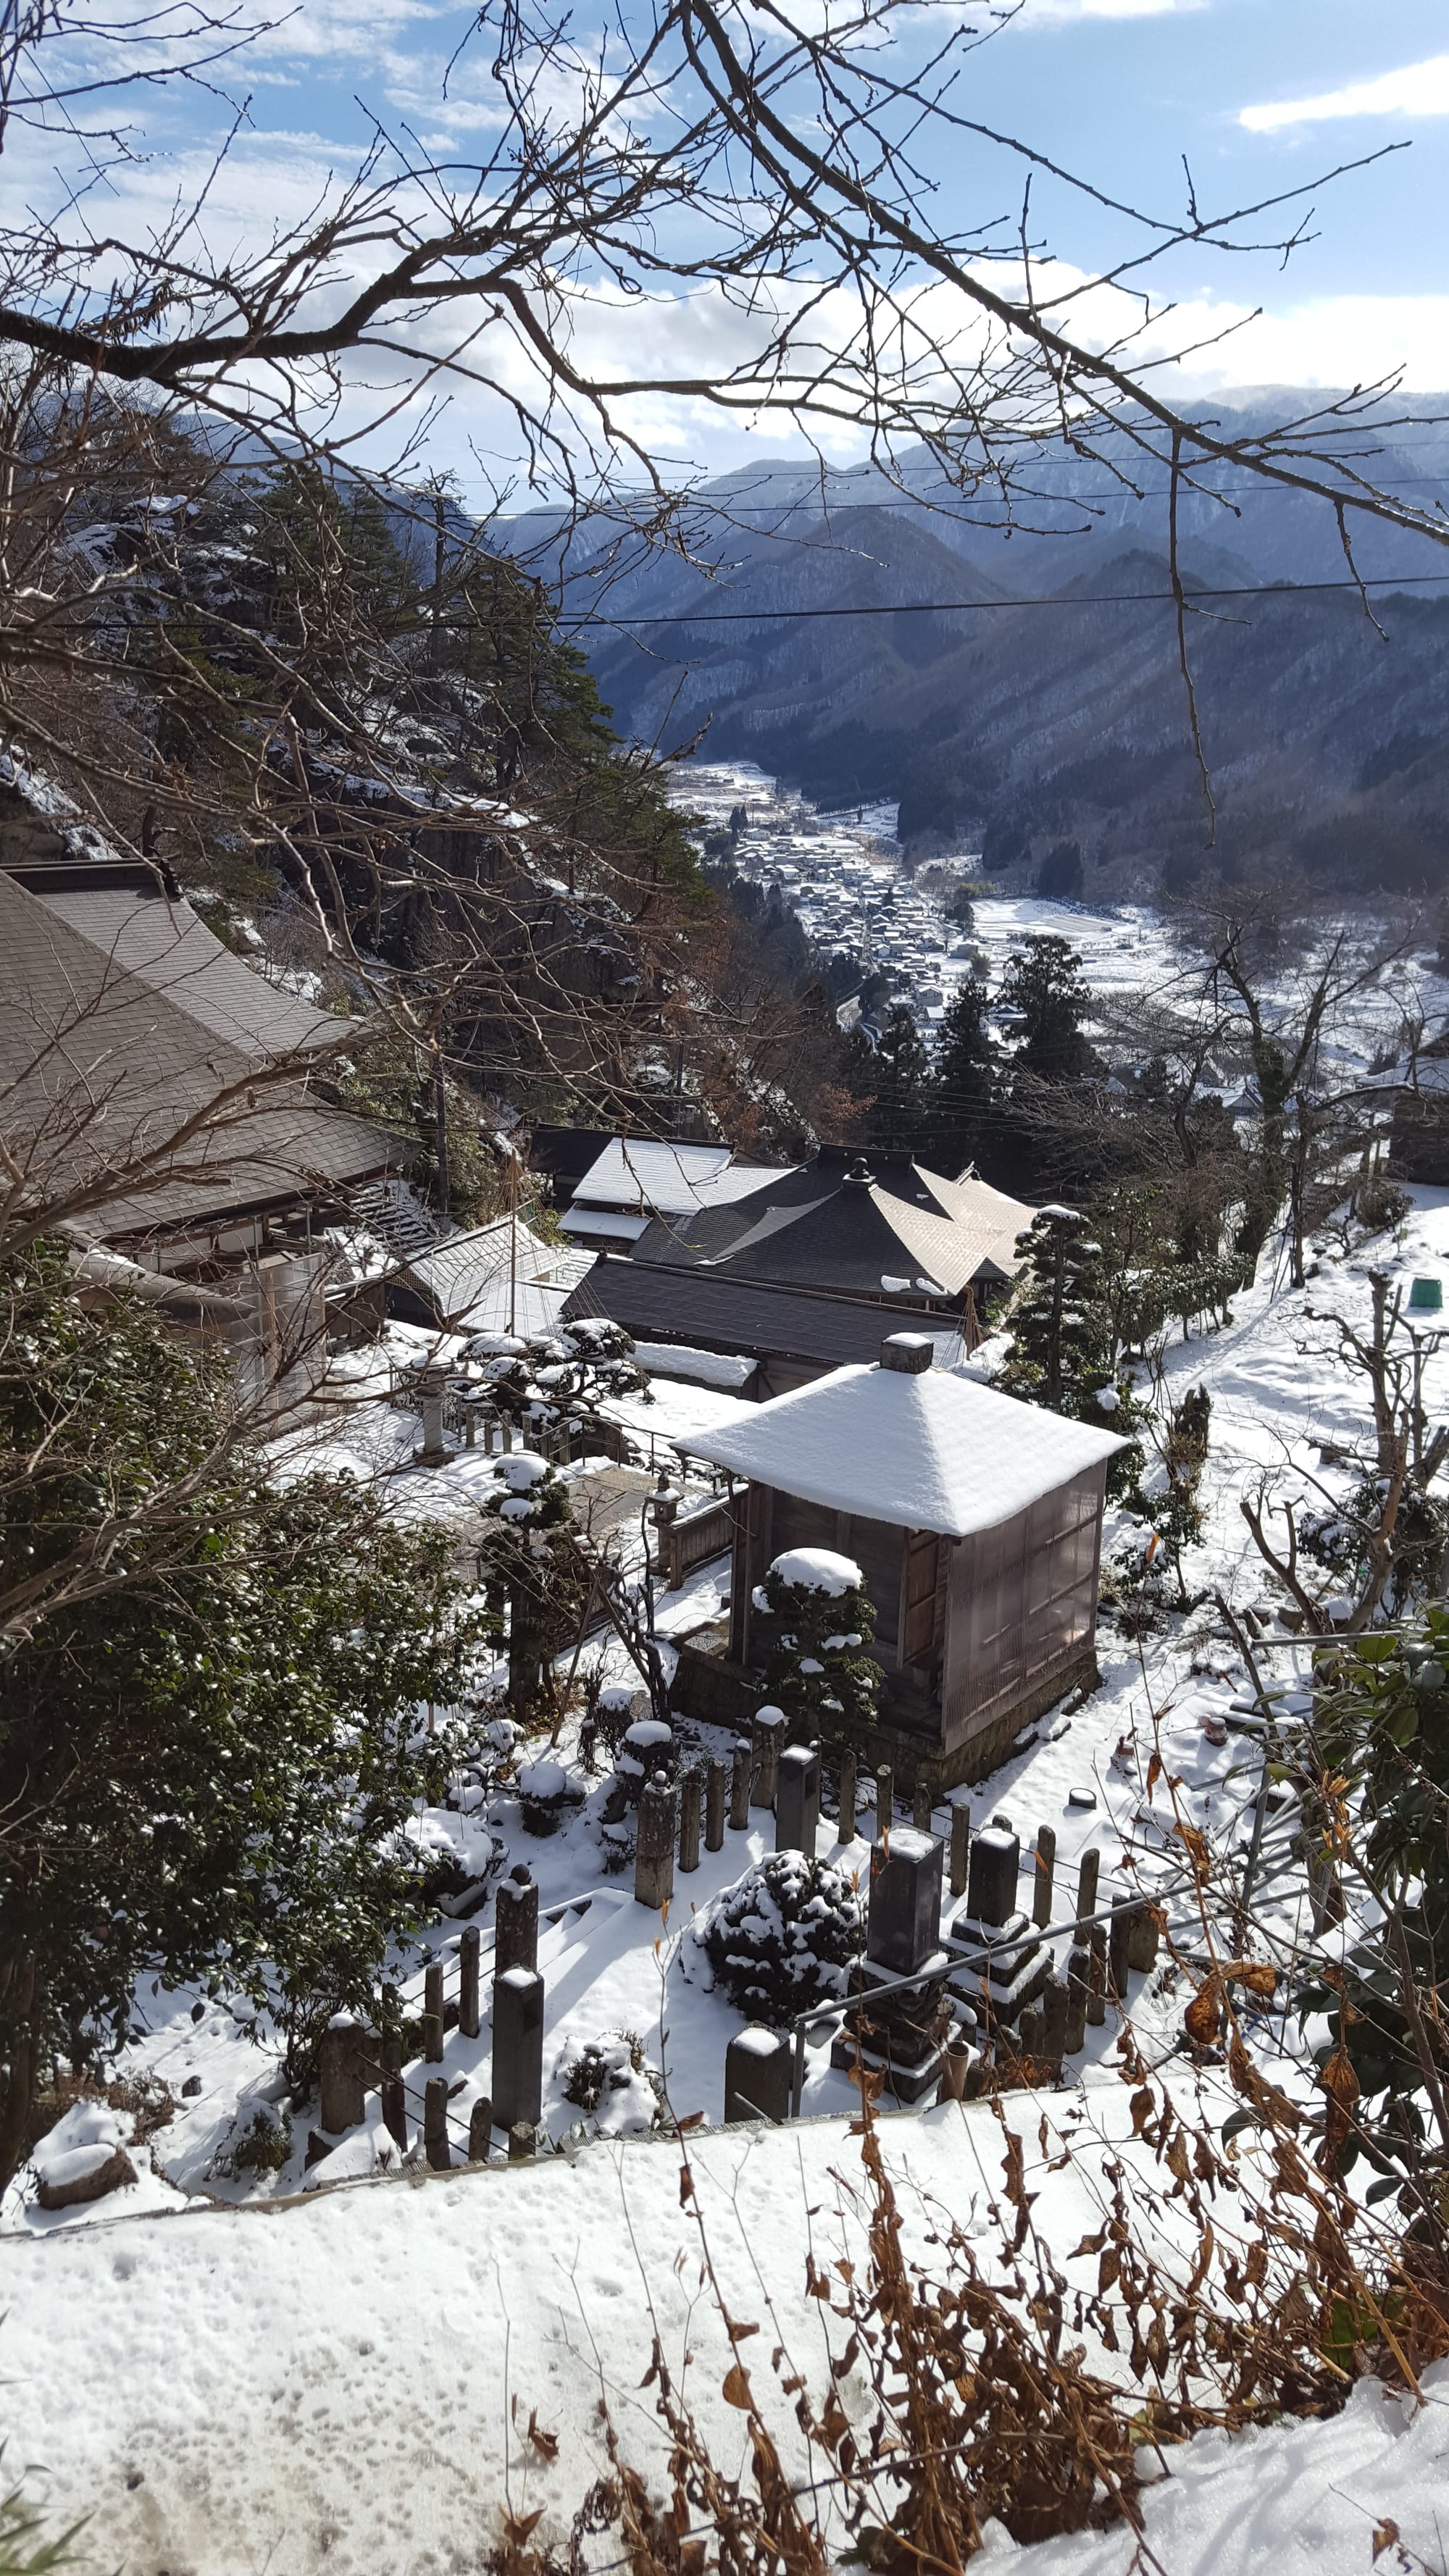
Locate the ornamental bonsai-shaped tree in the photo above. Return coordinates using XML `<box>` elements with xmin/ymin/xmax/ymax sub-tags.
<box><xmin>755</xmin><ymin>1547</ymin><xmax>882</xmax><ymax>1734</ymax></box>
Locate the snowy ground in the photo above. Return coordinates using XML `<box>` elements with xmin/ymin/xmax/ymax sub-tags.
<box><xmin>7</xmin><ymin>1192</ymin><xmax>1449</xmax><ymax>2567</ymax></box>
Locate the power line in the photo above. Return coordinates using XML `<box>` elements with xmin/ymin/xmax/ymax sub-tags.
<box><xmin>556</xmin><ymin>569</ymin><xmax>1449</xmax><ymax>631</ymax></box>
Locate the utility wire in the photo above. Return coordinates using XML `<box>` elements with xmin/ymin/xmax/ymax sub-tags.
<box><xmin>556</xmin><ymin>569</ymin><xmax>1449</xmax><ymax>632</ymax></box>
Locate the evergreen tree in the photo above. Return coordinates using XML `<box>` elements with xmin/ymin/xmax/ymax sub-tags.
<box><xmin>1035</xmin><ymin>840</ymin><xmax>1085</xmax><ymax>901</ymax></box>
<box><xmin>867</xmin><ymin>1003</ymin><xmax>930</xmax><ymax>1153</ymax></box>
<box><xmin>756</xmin><ymin>1549</ymin><xmax>882</xmax><ymax>1736</ymax></box>
<box><xmin>927</xmin><ymin>974</ymin><xmax>997</xmax><ymax>1174</ymax></box>
<box><xmin>0</xmin><ymin>1247</ymin><xmax>483</xmax><ymax>2183</ymax></box>
<box><xmin>477</xmin><ymin>1451</ymin><xmax>587</xmax><ymax>1713</ymax></box>
<box><xmin>999</xmin><ymin>935</ymin><xmax>1093</xmax><ymax>1082</ymax></box>
<box><xmin>998</xmin><ymin>1208</ymin><xmax>1140</xmax><ymax>1484</ymax></box>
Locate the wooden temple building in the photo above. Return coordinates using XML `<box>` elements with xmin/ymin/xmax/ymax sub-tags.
<box><xmin>675</xmin><ymin>1332</ymin><xmax>1125</xmax><ymax>1790</ymax></box>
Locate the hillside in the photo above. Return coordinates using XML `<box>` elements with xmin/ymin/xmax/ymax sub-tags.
<box><xmin>553</xmin><ymin>398</ymin><xmax>1449</xmax><ymax>892</ymax></box>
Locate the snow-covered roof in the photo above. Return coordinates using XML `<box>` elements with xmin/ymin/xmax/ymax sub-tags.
<box><xmin>560</xmin><ymin>1206</ymin><xmax>652</xmax><ymax>1242</ymax></box>
<box><xmin>677</xmin><ymin>1358</ymin><xmax>1126</xmax><ymax>1538</ymax></box>
<box><xmin>396</xmin><ymin>1218</ymin><xmax>592</xmax><ymax>1334</ymax></box>
<box><xmin>572</xmin><ymin>1137</ymin><xmax>793</xmax><ymax>1217</ymax></box>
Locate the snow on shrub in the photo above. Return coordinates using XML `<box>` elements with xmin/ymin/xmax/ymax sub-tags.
<box><xmin>557</xmin><ymin>2028</ymin><xmax>663</xmax><ymax>2134</ymax></box>
<box><xmin>753</xmin><ymin>1550</ymin><xmax>882</xmax><ymax>1734</ymax></box>
<box><xmin>690</xmin><ymin>1851</ymin><xmax>864</xmax><ymax>2026</ymax></box>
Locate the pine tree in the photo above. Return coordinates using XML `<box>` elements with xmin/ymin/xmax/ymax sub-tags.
<box><xmin>868</xmin><ymin>1002</ymin><xmax>930</xmax><ymax>1153</ymax></box>
<box><xmin>927</xmin><ymin>974</ymin><xmax>997</xmax><ymax>1174</ymax></box>
<box><xmin>756</xmin><ymin>1548</ymin><xmax>883</xmax><ymax>1734</ymax></box>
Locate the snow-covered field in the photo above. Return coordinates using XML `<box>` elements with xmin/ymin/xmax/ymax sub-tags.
<box><xmin>7</xmin><ymin>1192</ymin><xmax>1449</xmax><ymax>2571</ymax></box>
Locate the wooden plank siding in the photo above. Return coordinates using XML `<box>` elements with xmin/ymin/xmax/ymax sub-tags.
<box><xmin>940</xmin><ymin>1463</ymin><xmax>1106</xmax><ymax>1759</ymax></box>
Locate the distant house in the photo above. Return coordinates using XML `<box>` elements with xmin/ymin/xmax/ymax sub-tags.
<box><xmin>546</xmin><ymin>1133</ymin><xmax>796</xmax><ymax>1255</ymax></box>
<box><xmin>1</xmin><ymin>782</ymin><xmax>398</xmax><ymax>1413</ymax></box>
<box><xmin>673</xmin><ymin>1333</ymin><xmax>1124</xmax><ymax>1789</ymax></box>
<box><xmin>629</xmin><ymin>1146</ymin><xmax>1035</xmax><ymax>1326</ymax></box>
<box><xmin>1356</xmin><ymin>1034</ymin><xmax>1449</xmax><ymax>1185</ymax></box>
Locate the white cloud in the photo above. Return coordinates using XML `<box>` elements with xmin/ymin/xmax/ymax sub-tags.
<box><xmin>1023</xmin><ymin>0</ymin><xmax>1204</xmax><ymax>18</ymax></box>
<box><xmin>1240</xmin><ymin>53</ymin><xmax>1449</xmax><ymax>133</ymax></box>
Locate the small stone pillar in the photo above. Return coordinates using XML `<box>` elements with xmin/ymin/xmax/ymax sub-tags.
<box><xmin>319</xmin><ymin>2016</ymin><xmax>366</xmax><ymax>2133</ymax></box>
<box><xmin>966</xmin><ymin>1826</ymin><xmax>1019</xmax><ymax>1928</ymax></box>
<box><xmin>936</xmin><ymin>2035</ymin><xmax>972</xmax><ymax>2104</ymax></box>
<box><xmin>729</xmin><ymin>1739</ymin><xmax>751</xmax><ymax>1830</ymax></box>
<box><xmin>775</xmin><ymin>1742</ymin><xmax>821</xmax><ymax>1856</ymax></box>
<box><xmin>678</xmin><ymin>1766</ymin><xmax>702</xmax><ymax>1874</ymax></box>
<box><xmin>867</xmin><ymin>1828</ymin><xmax>943</xmax><ymax>1976</ymax></box>
<box><xmin>493</xmin><ymin>1965</ymin><xmax>544</xmax><ymax>2129</ymax></box>
<box><xmin>1108</xmin><ymin>1895</ymin><xmax>1134</xmax><ymax>2002</ymax></box>
<box><xmin>836</xmin><ymin>1744</ymin><xmax>857</xmax><ymax>1843</ymax></box>
<box><xmin>508</xmin><ymin>2120</ymin><xmax>536</xmax><ymax>2161</ymax></box>
<box><xmin>381</xmin><ymin>2069</ymin><xmax>406</xmax><ymax>2149</ymax></box>
<box><xmin>724</xmin><ymin>2026</ymin><xmax>793</xmax><ymax>2125</ymax></box>
<box><xmin>1064</xmin><ymin>1945</ymin><xmax>1090</xmax><ymax>2053</ymax></box>
<box><xmin>912</xmin><ymin>1776</ymin><xmax>932</xmax><ymax>1833</ymax></box>
<box><xmin>459</xmin><ymin>1925</ymin><xmax>481</xmax><ymax>2040</ymax></box>
<box><xmin>425</xmin><ymin>2075</ymin><xmax>451</xmax><ymax>2170</ymax></box>
<box><xmin>751</xmin><ymin>1706</ymin><xmax>785</xmax><ymax>1810</ymax></box>
<box><xmin>1032</xmin><ymin>1827</ymin><xmax>1056</xmax><ymax>1929</ymax></box>
<box><xmin>1040</xmin><ymin>1972</ymin><xmax>1069</xmax><ymax>2071</ymax></box>
<box><xmin>414</xmin><ymin>1365</ymin><xmax>449</xmax><ymax>1467</ymax></box>
<box><xmin>496</xmin><ymin>1864</ymin><xmax>539</xmax><ymax>1976</ymax></box>
<box><xmin>468</xmin><ymin>2096</ymin><xmax>493</xmax><ymax>2162</ymax></box>
<box><xmin>635</xmin><ymin>1774</ymin><xmax>677</xmax><ymax>1909</ymax></box>
<box><xmin>423</xmin><ymin>1962</ymin><xmax>445</xmax><ymax>2063</ymax></box>
<box><xmin>1076</xmin><ymin>1846</ymin><xmax>1101</xmax><ymax>1925</ymax></box>
<box><xmin>1128</xmin><ymin>1904</ymin><xmax>1160</xmax><ymax>1973</ymax></box>
<box><xmin>874</xmin><ymin>1764</ymin><xmax>894</xmax><ymax>1842</ymax></box>
<box><xmin>948</xmin><ymin>1802</ymin><xmax>971</xmax><ymax>1899</ymax></box>
<box><xmin>705</xmin><ymin>1757</ymin><xmax>727</xmax><ymax>1851</ymax></box>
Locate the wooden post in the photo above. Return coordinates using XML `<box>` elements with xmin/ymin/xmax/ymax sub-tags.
<box><xmin>705</xmin><ymin>1757</ymin><xmax>727</xmax><ymax>1852</ymax></box>
<box><xmin>459</xmin><ymin>1926</ymin><xmax>480</xmax><ymax>2040</ymax></box>
<box><xmin>468</xmin><ymin>2096</ymin><xmax>493</xmax><ymax>2162</ymax></box>
<box><xmin>1128</xmin><ymin>1904</ymin><xmax>1160</xmax><ymax>1973</ymax></box>
<box><xmin>1018</xmin><ymin>2003</ymin><xmax>1045</xmax><ymax>2062</ymax></box>
<box><xmin>1087</xmin><ymin>1925</ymin><xmax>1107</xmax><ymax>2026</ymax></box>
<box><xmin>836</xmin><ymin>1744</ymin><xmax>857</xmax><ymax>1843</ymax></box>
<box><xmin>751</xmin><ymin>1707</ymin><xmax>785</xmax><ymax>1810</ymax></box>
<box><xmin>1064</xmin><ymin>1946</ymin><xmax>1090</xmax><ymax>2054</ymax></box>
<box><xmin>948</xmin><ymin>1802</ymin><xmax>971</xmax><ymax>1900</ymax></box>
<box><xmin>424</xmin><ymin>1962</ymin><xmax>445</xmax><ymax>2063</ymax></box>
<box><xmin>425</xmin><ymin>2075</ymin><xmax>451</xmax><ymax>2169</ymax></box>
<box><xmin>729</xmin><ymin>1739</ymin><xmax>751</xmax><ymax>1830</ymax></box>
<box><xmin>1108</xmin><ymin>1895</ymin><xmax>1133</xmax><ymax>2002</ymax></box>
<box><xmin>381</xmin><ymin>2070</ymin><xmax>406</xmax><ymax>2149</ymax></box>
<box><xmin>678</xmin><ymin>1766</ymin><xmax>702</xmax><ymax>1873</ymax></box>
<box><xmin>319</xmin><ymin>2018</ymin><xmax>365</xmax><ymax>2133</ymax></box>
<box><xmin>1040</xmin><ymin>1973</ymin><xmax>1069</xmax><ymax>2072</ymax></box>
<box><xmin>1032</xmin><ymin>1826</ymin><xmax>1056</xmax><ymax>1929</ymax></box>
<box><xmin>1076</xmin><ymin>1846</ymin><xmax>1100</xmax><ymax>1925</ymax></box>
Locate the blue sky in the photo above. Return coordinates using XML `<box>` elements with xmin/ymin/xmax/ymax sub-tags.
<box><xmin>32</xmin><ymin>0</ymin><xmax>1449</xmax><ymax>483</ymax></box>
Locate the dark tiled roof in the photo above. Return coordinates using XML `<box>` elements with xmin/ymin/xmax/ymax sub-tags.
<box><xmin>1</xmin><ymin>869</ymin><xmax>397</xmax><ymax>1239</ymax></box>
<box><xmin>562</xmin><ymin>1255</ymin><xmax>963</xmax><ymax>1369</ymax></box>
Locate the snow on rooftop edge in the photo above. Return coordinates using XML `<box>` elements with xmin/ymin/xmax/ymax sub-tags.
<box><xmin>676</xmin><ymin>1360</ymin><xmax>1127</xmax><ymax>1538</ymax></box>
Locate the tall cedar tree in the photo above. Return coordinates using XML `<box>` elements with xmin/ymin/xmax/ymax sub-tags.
<box><xmin>756</xmin><ymin>1550</ymin><xmax>883</xmax><ymax>1736</ymax></box>
<box><xmin>927</xmin><ymin>974</ymin><xmax>998</xmax><ymax>1174</ymax></box>
<box><xmin>868</xmin><ymin>1003</ymin><xmax>931</xmax><ymax>1154</ymax></box>
<box><xmin>0</xmin><ymin>1248</ymin><xmax>482</xmax><ymax>2184</ymax></box>
<box><xmin>999</xmin><ymin>936</ymin><xmax>1093</xmax><ymax>1083</ymax></box>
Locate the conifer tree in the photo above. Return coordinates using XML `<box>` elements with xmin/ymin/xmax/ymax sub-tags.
<box><xmin>756</xmin><ymin>1549</ymin><xmax>882</xmax><ymax>1735</ymax></box>
<box><xmin>998</xmin><ymin>1208</ymin><xmax>1140</xmax><ymax>1488</ymax></box>
<box><xmin>927</xmin><ymin>974</ymin><xmax>998</xmax><ymax>1174</ymax></box>
<box><xmin>999</xmin><ymin>935</ymin><xmax>1093</xmax><ymax>1082</ymax></box>
<box><xmin>867</xmin><ymin>1003</ymin><xmax>930</xmax><ymax>1154</ymax></box>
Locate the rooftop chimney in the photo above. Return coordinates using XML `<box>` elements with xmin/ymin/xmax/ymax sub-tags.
<box><xmin>879</xmin><ymin>1333</ymin><xmax>932</xmax><ymax>1374</ymax></box>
